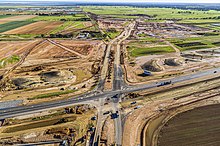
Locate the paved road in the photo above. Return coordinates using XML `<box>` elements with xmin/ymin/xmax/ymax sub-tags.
<box><xmin>112</xmin><ymin>22</ymin><xmax>135</xmax><ymax>146</ymax></box>
<box><xmin>15</xmin><ymin>140</ymin><xmax>63</xmax><ymax>146</ymax></box>
<box><xmin>92</xmin><ymin>98</ymin><xmax>105</xmax><ymax>146</ymax></box>
<box><xmin>0</xmin><ymin>67</ymin><xmax>219</xmax><ymax>120</ymax></box>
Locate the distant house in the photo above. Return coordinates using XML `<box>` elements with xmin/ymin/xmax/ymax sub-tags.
<box><xmin>77</xmin><ymin>33</ymin><xmax>90</xmax><ymax>39</ymax></box>
<box><xmin>165</xmin><ymin>20</ymin><xmax>174</xmax><ymax>24</ymax></box>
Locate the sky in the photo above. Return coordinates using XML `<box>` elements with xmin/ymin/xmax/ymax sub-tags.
<box><xmin>3</xmin><ymin>0</ymin><xmax>220</xmax><ymax>3</ymax></box>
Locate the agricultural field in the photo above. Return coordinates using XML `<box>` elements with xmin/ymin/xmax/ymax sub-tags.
<box><xmin>0</xmin><ymin>21</ymin><xmax>34</xmax><ymax>33</ymax></box>
<box><xmin>158</xmin><ymin>104</ymin><xmax>220</xmax><ymax>146</ymax></box>
<box><xmin>170</xmin><ymin>35</ymin><xmax>220</xmax><ymax>51</ymax></box>
<box><xmin>196</xmin><ymin>23</ymin><xmax>220</xmax><ymax>31</ymax></box>
<box><xmin>3</xmin><ymin>21</ymin><xmax>64</xmax><ymax>34</ymax></box>
<box><xmin>0</xmin><ymin>15</ymin><xmax>37</xmax><ymax>24</ymax></box>
<box><xmin>51</xmin><ymin>21</ymin><xmax>94</xmax><ymax>34</ymax></box>
<box><xmin>0</xmin><ymin>15</ymin><xmax>13</xmax><ymax>20</ymax></box>
<box><xmin>31</xmin><ymin>14</ymin><xmax>89</xmax><ymax>21</ymax></box>
<box><xmin>83</xmin><ymin>6</ymin><xmax>220</xmax><ymax>20</ymax></box>
<box><xmin>127</xmin><ymin>45</ymin><xmax>174</xmax><ymax>57</ymax></box>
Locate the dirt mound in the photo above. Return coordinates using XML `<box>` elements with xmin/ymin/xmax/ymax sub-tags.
<box><xmin>46</xmin><ymin>127</ymin><xmax>75</xmax><ymax>135</ymax></box>
<box><xmin>164</xmin><ymin>58</ymin><xmax>182</xmax><ymax>66</ymax></box>
<box><xmin>181</xmin><ymin>53</ymin><xmax>202</xmax><ymax>60</ymax></box>
<box><xmin>40</xmin><ymin>70</ymin><xmax>76</xmax><ymax>83</ymax></box>
<box><xmin>141</xmin><ymin>60</ymin><xmax>163</xmax><ymax>72</ymax></box>
<box><xmin>12</xmin><ymin>78</ymin><xmax>30</xmax><ymax>87</ymax></box>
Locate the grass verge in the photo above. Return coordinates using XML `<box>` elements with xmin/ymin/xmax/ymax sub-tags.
<box><xmin>28</xmin><ymin>90</ymin><xmax>77</xmax><ymax>100</ymax></box>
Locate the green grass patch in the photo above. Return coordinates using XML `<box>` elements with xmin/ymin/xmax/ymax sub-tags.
<box><xmin>107</xmin><ymin>31</ymin><xmax>121</xmax><ymax>39</ymax></box>
<box><xmin>180</xmin><ymin>45</ymin><xmax>213</xmax><ymax>51</ymax></box>
<box><xmin>0</xmin><ymin>55</ymin><xmax>20</xmax><ymax>68</ymax></box>
<box><xmin>50</xmin><ymin>21</ymin><xmax>88</xmax><ymax>34</ymax></box>
<box><xmin>28</xmin><ymin>90</ymin><xmax>77</xmax><ymax>100</ymax></box>
<box><xmin>3</xmin><ymin>116</ymin><xmax>76</xmax><ymax>133</ymax></box>
<box><xmin>128</xmin><ymin>46</ymin><xmax>174</xmax><ymax>57</ymax></box>
<box><xmin>196</xmin><ymin>23</ymin><xmax>220</xmax><ymax>31</ymax></box>
<box><xmin>0</xmin><ymin>21</ymin><xmax>34</xmax><ymax>33</ymax></box>
<box><xmin>212</xmin><ymin>41</ymin><xmax>220</xmax><ymax>46</ymax></box>
<box><xmin>50</xmin><ymin>21</ymin><xmax>74</xmax><ymax>34</ymax></box>
<box><xmin>0</xmin><ymin>15</ymin><xmax>13</xmax><ymax>19</ymax></box>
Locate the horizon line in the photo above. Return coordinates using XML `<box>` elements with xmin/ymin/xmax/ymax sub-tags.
<box><xmin>1</xmin><ymin>1</ymin><xmax>220</xmax><ymax>4</ymax></box>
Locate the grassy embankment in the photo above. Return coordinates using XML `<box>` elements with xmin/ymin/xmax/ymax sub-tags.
<box><xmin>28</xmin><ymin>90</ymin><xmax>77</xmax><ymax>100</ymax></box>
<box><xmin>0</xmin><ymin>55</ymin><xmax>20</xmax><ymax>68</ymax></box>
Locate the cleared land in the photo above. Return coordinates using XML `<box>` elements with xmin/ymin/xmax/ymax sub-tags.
<box><xmin>158</xmin><ymin>104</ymin><xmax>220</xmax><ymax>146</ymax></box>
<box><xmin>0</xmin><ymin>39</ymin><xmax>102</xmax><ymax>103</ymax></box>
<box><xmin>0</xmin><ymin>106</ymin><xmax>96</xmax><ymax>145</ymax></box>
<box><xmin>0</xmin><ymin>40</ymin><xmax>37</xmax><ymax>60</ymax></box>
<box><xmin>3</xmin><ymin>21</ymin><xmax>64</xmax><ymax>34</ymax></box>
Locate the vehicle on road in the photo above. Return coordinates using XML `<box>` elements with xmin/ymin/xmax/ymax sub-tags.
<box><xmin>157</xmin><ymin>81</ymin><xmax>172</xmax><ymax>87</ymax></box>
<box><xmin>103</xmin><ymin>111</ymin><xmax>110</xmax><ymax>115</ymax></box>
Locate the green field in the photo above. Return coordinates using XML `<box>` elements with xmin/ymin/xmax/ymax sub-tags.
<box><xmin>0</xmin><ymin>21</ymin><xmax>34</xmax><ymax>33</ymax></box>
<box><xmin>51</xmin><ymin>21</ymin><xmax>89</xmax><ymax>34</ymax></box>
<box><xmin>178</xmin><ymin>19</ymin><xmax>220</xmax><ymax>24</ymax></box>
<box><xmin>32</xmin><ymin>14</ymin><xmax>89</xmax><ymax>21</ymax></box>
<box><xmin>83</xmin><ymin>6</ymin><xmax>220</xmax><ymax>20</ymax></box>
<box><xmin>128</xmin><ymin>46</ymin><xmax>174</xmax><ymax>57</ymax></box>
<box><xmin>170</xmin><ymin>35</ymin><xmax>220</xmax><ymax>51</ymax></box>
<box><xmin>107</xmin><ymin>31</ymin><xmax>121</xmax><ymax>39</ymax></box>
<box><xmin>196</xmin><ymin>23</ymin><xmax>220</xmax><ymax>31</ymax></box>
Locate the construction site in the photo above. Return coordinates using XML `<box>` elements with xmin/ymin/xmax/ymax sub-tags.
<box><xmin>0</xmin><ymin>3</ymin><xmax>220</xmax><ymax>146</ymax></box>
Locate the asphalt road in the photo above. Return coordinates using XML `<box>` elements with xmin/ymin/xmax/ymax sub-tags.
<box><xmin>0</xmin><ymin>67</ymin><xmax>219</xmax><ymax>119</ymax></box>
<box><xmin>112</xmin><ymin>22</ymin><xmax>135</xmax><ymax>146</ymax></box>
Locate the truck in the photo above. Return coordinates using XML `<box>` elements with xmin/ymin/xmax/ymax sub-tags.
<box><xmin>157</xmin><ymin>81</ymin><xmax>172</xmax><ymax>87</ymax></box>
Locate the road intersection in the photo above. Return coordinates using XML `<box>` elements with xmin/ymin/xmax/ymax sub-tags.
<box><xmin>0</xmin><ymin>22</ymin><xmax>220</xmax><ymax>146</ymax></box>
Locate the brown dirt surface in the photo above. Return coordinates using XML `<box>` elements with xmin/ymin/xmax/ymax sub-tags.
<box><xmin>56</xmin><ymin>40</ymin><xmax>99</xmax><ymax>56</ymax></box>
<box><xmin>158</xmin><ymin>104</ymin><xmax>220</xmax><ymax>146</ymax></box>
<box><xmin>26</xmin><ymin>41</ymin><xmax>76</xmax><ymax>59</ymax></box>
<box><xmin>101</xmin><ymin>116</ymin><xmax>115</xmax><ymax>145</ymax></box>
<box><xmin>0</xmin><ymin>107</ymin><xmax>96</xmax><ymax>144</ymax></box>
<box><xmin>0</xmin><ymin>15</ymin><xmax>37</xmax><ymax>24</ymax></box>
<box><xmin>3</xmin><ymin>21</ymin><xmax>63</xmax><ymax>34</ymax></box>
<box><xmin>0</xmin><ymin>39</ymin><xmax>102</xmax><ymax>103</ymax></box>
<box><xmin>0</xmin><ymin>40</ymin><xmax>38</xmax><ymax>60</ymax></box>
